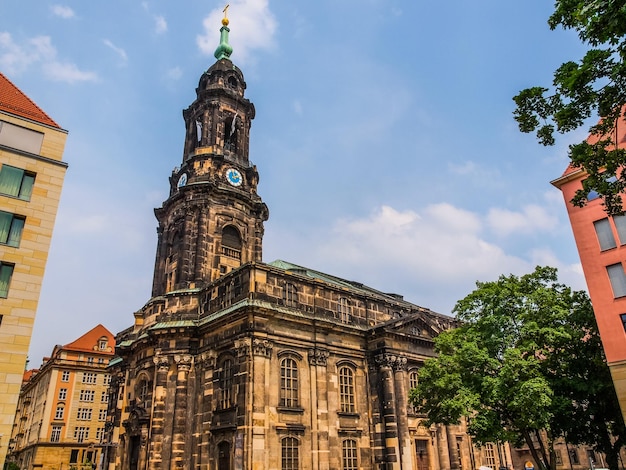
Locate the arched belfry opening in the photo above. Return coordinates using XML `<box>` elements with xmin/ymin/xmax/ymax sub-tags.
<box><xmin>219</xmin><ymin>225</ymin><xmax>242</xmax><ymax>275</ymax></box>
<box><xmin>224</xmin><ymin>116</ymin><xmax>238</xmax><ymax>153</ymax></box>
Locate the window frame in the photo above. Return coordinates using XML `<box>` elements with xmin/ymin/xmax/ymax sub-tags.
<box><xmin>0</xmin><ymin>210</ymin><xmax>25</xmax><ymax>247</ymax></box>
<box><xmin>593</xmin><ymin>218</ymin><xmax>617</xmax><ymax>251</ymax></box>
<box><xmin>0</xmin><ymin>262</ymin><xmax>15</xmax><ymax>298</ymax></box>
<box><xmin>281</xmin><ymin>436</ymin><xmax>299</xmax><ymax>470</ymax></box>
<box><xmin>607</xmin><ymin>263</ymin><xmax>626</xmax><ymax>298</ymax></box>
<box><xmin>339</xmin><ymin>366</ymin><xmax>356</xmax><ymax>413</ymax></box>
<box><xmin>0</xmin><ymin>164</ymin><xmax>35</xmax><ymax>201</ymax></box>
<box><xmin>342</xmin><ymin>439</ymin><xmax>358</xmax><ymax>470</ymax></box>
<box><xmin>280</xmin><ymin>357</ymin><xmax>299</xmax><ymax>408</ymax></box>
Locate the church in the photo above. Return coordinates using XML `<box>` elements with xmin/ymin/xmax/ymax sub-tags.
<box><xmin>105</xmin><ymin>15</ymin><xmax>495</xmax><ymax>470</ymax></box>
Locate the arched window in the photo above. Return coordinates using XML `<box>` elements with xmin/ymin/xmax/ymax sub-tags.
<box><xmin>224</xmin><ymin>116</ymin><xmax>238</xmax><ymax>152</ymax></box>
<box><xmin>409</xmin><ymin>370</ymin><xmax>419</xmax><ymax>390</ymax></box>
<box><xmin>284</xmin><ymin>283</ymin><xmax>297</xmax><ymax>307</ymax></box>
<box><xmin>219</xmin><ymin>358</ymin><xmax>234</xmax><ymax>409</ymax></box>
<box><xmin>280</xmin><ymin>357</ymin><xmax>299</xmax><ymax>408</ymax></box>
<box><xmin>339</xmin><ymin>366</ymin><xmax>355</xmax><ymax>413</ymax></box>
<box><xmin>342</xmin><ymin>439</ymin><xmax>358</xmax><ymax>470</ymax></box>
<box><xmin>221</xmin><ymin>226</ymin><xmax>242</xmax><ymax>260</ymax></box>
<box><xmin>136</xmin><ymin>378</ymin><xmax>153</xmax><ymax>409</ymax></box>
<box><xmin>218</xmin><ymin>441</ymin><xmax>231</xmax><ymax>470</ymax></box>
<box><xmin>281</xmin><ymin>436</ymin><xmax>299</xmax><ymax>470</ymax></box>
<box><xmin>338</xmin><ymin>297</ymin><xmax>351</xmax><ymax>324</ymax></box>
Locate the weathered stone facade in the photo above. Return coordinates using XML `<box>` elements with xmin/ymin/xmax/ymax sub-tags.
<box><xmin>106</xmin><ymin>20</ymin><xmax>495</xmax><ymax>470</ymax></box>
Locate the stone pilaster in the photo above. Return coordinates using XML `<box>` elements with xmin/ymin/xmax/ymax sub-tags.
<box><xmin>251</xmin><ymin>338</ymin><xmax>272</xmax><ymax>470</ymax></box>
<box><xmin>148</xmin><ymin>354</ymin><xmax>171</xmax><ymax>470</ymax></box>
<box><xmin>376</xmin><ymin>353</ymin><xmax>401</xmax><ymax>470</ymax></box>
<box><xmin>171</xmin><ymin>354</ymin><xmax>193</xmax><ymax>469</ymax></box>
<box><xmin>308</xmin><ymin>348</ymin><xmax>330</xmax><ymax>470</ymax></box>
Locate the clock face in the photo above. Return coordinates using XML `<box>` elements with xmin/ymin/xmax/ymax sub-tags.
<box><xmin>177</xmin><ymin>173</ymin><xmax>187</xmax><ymax>189</ymax></box>
<box><xmin>225</xmin><ymin>168</ymin><xmax>242</xmax><ymax>187</ymax></box>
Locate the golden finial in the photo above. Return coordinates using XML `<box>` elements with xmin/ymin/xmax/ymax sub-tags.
<box><xmin>222</xmin><ymin>4</ymin><xmax>230</xmax><ymax>26</ymax></box>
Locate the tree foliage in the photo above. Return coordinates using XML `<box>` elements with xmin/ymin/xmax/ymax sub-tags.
<box><xmin>409</xmin><ymin>266</ymin><xmax>625</xmax><ymax>470</ymax></box>
<box><xmin>513</xmin><ymin>1</ymin><xmax>626</xmax><ymax>215</ymax></box>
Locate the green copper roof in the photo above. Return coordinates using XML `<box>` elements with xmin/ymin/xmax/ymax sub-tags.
<box><xmin>214</xmin><ymin>24</ymin><xmax>233</xmax><ymax>60</ymax></box>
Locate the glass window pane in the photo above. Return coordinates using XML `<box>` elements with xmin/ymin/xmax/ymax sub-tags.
<box><xmin>19</xmin><ymin>173</ymin><xmax>35</xmax><ymax>200</ymax></box>
<box><xmin>614</xmin><ymin>215</ymin><xmax>626</xmax><ymax>245</ymax></box>
<box><xmin>0</xmin><ymin>165</ymin><xmax>23</xmax><ymax>197</ymax></box>
<box><xmin>594</xmin><ymin>218</ymin><xmax>617</xmax><ymax>250</ymax></box>
<box><xmin>607</xmin><ymin>263</ymin><xmax>626</xmax><ymax>298</ymax></box>
<box><xmin>0</xmin><ymin>211</ymin><xmax>11</xmax><ymax>244</ymax></box>
<box><xmin>8</xmin><ymin>216</ymin><xmax>24</xmax><ymax>247</ymax></box>
<box><xmin>0</xmin><ymin>263</ymin><xmax>14</xmax><ymax>298</ymax></box>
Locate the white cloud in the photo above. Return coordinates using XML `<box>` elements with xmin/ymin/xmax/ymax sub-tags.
<box><xmin>0</xmin><ymin>33</ymin><xmax>97</xmax><ymax>82</ymax></box>
<box><xmin>51</xmin><ymin>5</ymin><xmax>75</xmax><ymax>19</ymax></box>
<box><xmin>487</xmin><ymin>204</ymin><xmax>558</xmax><ymax>236</ymax></box>
<box><xmin>166</xmin><ymin>66</ymin><xmax>182</xmax><ymax>80</ymax></box>
<box><xmin>103</xmin><ymin>39</ymin><xmax>128</xmax><ymax>63</ymax></box>
<box><xmin>197</xmin><ymin>0</ymin><xmax>277</xmax><ymax>66</ymax></box>
<box><xmin>154</xmin><ymin>15</ymin><xmax>167</xmax><ymax>34</ymax></box>
<box><xmin>318</xmin><ymin>205</ymin><xmax>526</xmax><ymax>283</ymax></box>
<box><xmin>43</xmin><ymin>61</ymin><xmax>98</xmax><ymax>83</ymax></box>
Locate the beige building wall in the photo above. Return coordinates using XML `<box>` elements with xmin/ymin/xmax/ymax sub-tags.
<box><xmin>0</xmin><ymin>92</ymin><xmax>68</xmax><ymax>467</ymax></box>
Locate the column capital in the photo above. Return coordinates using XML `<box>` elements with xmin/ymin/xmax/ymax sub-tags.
<box><xmin>308</xmin><ymin>348</ymin><xmax>329</xmax><ymax>366</ymax></box>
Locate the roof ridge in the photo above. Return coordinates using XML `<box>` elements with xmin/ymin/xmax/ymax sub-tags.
<box><xmin>0</xmin><ymin>72</ymin><xmax>60</xmax><ymax>128</ymax></box>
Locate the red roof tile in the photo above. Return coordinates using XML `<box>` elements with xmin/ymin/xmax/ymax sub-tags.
<box><xmin>0</xmin><ymin>72</ymin><xmax>60</xmax><ymax>128</ymax></box>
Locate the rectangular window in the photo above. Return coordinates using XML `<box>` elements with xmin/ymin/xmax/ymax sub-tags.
<box><xmin>61</xmin><ymin>370</ymin><xmax>70</xmax><ymax>382</ymax></box>
<box><xmin>555</xmin><ymin>449</ymin><xmax>563</xmax><ymax>466</ymax></box>
<box><xmin>82</xmin><ymin>372</ymin><xmax>96</xmax><ymax>384</ymax></box>
<box><xmin>101</xmin><ymin>390</ymin><xmax>109</xmax><ymax>403</ymax></box>
<box><xmin>0</xmin><ymin>165</ymin><xmax>35</xmax><ymax>200</ymax></box>
<box><xmin>103</xmin><ymin>374</ymin><xmax>111</xmax><ymax>385</ymax></box>
<box><xmin>0</xmin><ymin>211</ymin><xmax>25</xmax><ymax>247</ymax></box>
<box><xmin>54</xmin><ymin>405</ymin><xmax>64</xmax><ymax>420</ymax></box>
<box><xmin>594</xmin><ymin>218</ymin><xmax>617</xmax><ymax>250</ymax></box>
<box><xmin>74</xmin><ymin>426</ymin><xmax>89</xmax><ymax>443</ymax></box>
<box><xmin>0</xmin><ymin>262</ymin><xmax>15</xmax><ymax>298</ymax></box>
<box><xmin>70</xmin><ymin>450</ymin><xmax>79</xmax><ymax>463</ymax></box>
<box><xmin>99</xmin><ymin>408</ymin><xmax>107</xmax><ymax>421</ymax></box>
<box><xmin>0</xmin><ymin>121</ymin><xmax>44</xmax><ymax>154</ymax></box>
<box><xmin>607</xmin><ymin>263</ymin><xmax>626</xmax><ymax>298</ymax></box>
<box><xmin>95</xmin><ymin>427</ymin><xmax>104</xmax><ymax>443</ymax></box>
<box><xmin>58</xmin><ymin>388</ymin><xmax>67</xmax><ymax>400</ymax></box>
<box><xmin>484</xmin><ymin>443</ymin><xmax>496</xmax><ymax>467</ymax></box>
<box><xmin>614</xmin><ymin>215</ymin><xmax>626</xmax><ymax>245</ymax></box>
<box><xmin>621</xmin><ymin>314</ymin><xmax>626</xmax><ymax>333</ymax></box>
<box><xmin>569</xmin><ymin>449</ymin><xmax>580</xmax><ymax>465</ymax></box>
<box><xmin>50</xmin><ymin>425</ymin><xmax>62</xmax><ymax>442</ymax></box>
<box><xmin>77</xmin><ymin>408</ymin><xmax>92</xmax><ymax>420</ymax></box>
<box><xmin>79</xmin><ymin>390</ymin><xmax>95</xmax><ymax>402</ymax></box>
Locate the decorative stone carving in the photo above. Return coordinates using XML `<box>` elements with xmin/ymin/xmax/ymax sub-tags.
<box><xmin>199</xmin><ymin>350</ymin><xmax>217</xmax><ymax>368</ymax></box>
<box><xmin>375</xmin><ymin>353</ymin><xmax>407</xmax><ymax>371</ymax></box>
<box><xmin>153</xmin><ymin>355</ymin><xmax>170</xmax><ymax>372</ymax></box>
<box><xmin>174</xmin><ymin>354</ymin><xmax>193</xmax><ymax>371</ymax></box>
<box><xmin>308</xmin><ymin>348</ymin><xmax>329</xmax><ymax>366</ymax></box>
<box><xmin>235</xmin><ymin>337</ymin><xmax>251</xmax><ymax>357</ymax></box>
<box><xmin>252</xmin><ymin>338</ymin><xmax>273</xmax><ymax>357</ymax></box>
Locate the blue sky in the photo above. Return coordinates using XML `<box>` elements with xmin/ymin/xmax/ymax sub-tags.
<box><xmin>1</xmin><ymin>1</ymin><xmax>591</xmax><ymax>365</ymax></box>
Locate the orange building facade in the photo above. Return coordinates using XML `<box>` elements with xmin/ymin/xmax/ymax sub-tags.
<box><xmin>552</xmin><ymin>133</ymin><xmax>626</xmax><ymax>422</ymax></box>
<box><xmin>7</xmin><ymin>325</ymin><xmax>115</xmax><ymax>470</ymax></box>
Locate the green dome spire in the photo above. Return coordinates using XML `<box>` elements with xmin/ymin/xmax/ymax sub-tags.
<box><xmin>214</xmin><ymin>6</ymin><xmax>233</xmax><ymax>61</ymax></box>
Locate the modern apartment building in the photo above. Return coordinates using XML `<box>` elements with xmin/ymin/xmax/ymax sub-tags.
<box><xmin>0</xmin><ymin>72</ymin><xmax>68</xmax><ymax>467</ymax></box>
<box><xmin>551</xmin><ymin>122</ymin><xmax>626</xmax><ymax>422</ymax></box>
<box><xmin>7</xmin><ymin>324</ymin><xmax>115</xmax><ymax>470</ymax></box>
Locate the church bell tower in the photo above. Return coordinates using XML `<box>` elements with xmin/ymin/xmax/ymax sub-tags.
<box><xmin>151</xmin><ymin>14</ymin><xmax>268</xmax><ymax>296</ymax></box>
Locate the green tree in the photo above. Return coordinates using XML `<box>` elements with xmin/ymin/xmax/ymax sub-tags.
<box><xmin>513</xmin><ymin>1</ymin><xmax>626</xmax><ymax>215</ymax></box>
<box><xmin>409</xmin><ymin>266</ymin><xmax>625</xmax><ymax>470</ymax></box>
